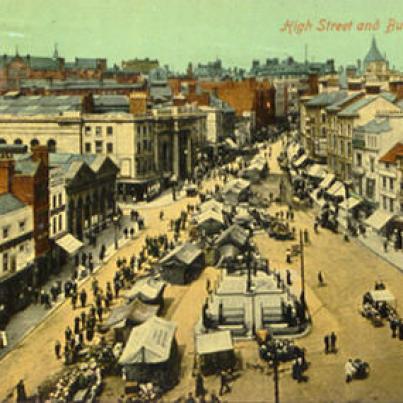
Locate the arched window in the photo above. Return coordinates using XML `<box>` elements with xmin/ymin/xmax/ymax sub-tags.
<box><xmin>30</xmin><ymin>139</ymin><xmax>39</xmax><ymax>148</ymax></box>
<box><xmin>14</xmin><ymin>138</ymin><xmax>23</xmax><ymax>144</ymax></box>
<box><xmin>47</xmin><ymin>139</ymin><xmax>56</xmax><ymax>153</ymax></box>
<box><xmin>0</xmin><ymin>138</ymin><xmax>6</xmax><ymax>144</ymax></box>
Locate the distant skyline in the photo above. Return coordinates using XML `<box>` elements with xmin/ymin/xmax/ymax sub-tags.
<box><xmin>0</xmin><ymin>0</ymin><xmax>402</xmax><ymax>71</ymax></box>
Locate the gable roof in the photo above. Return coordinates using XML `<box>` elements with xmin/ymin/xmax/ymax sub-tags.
<box><xmin>0</xmin><ymin>193</ymin><xmax>27</xmax><ymax>215</ymax></box>
<box><xmin>306</xmin><ymin>91</ymin><xmax>348</xmax><ymax>107</ymax></box>
<box><xmin>160</xmin><ymin>243</ymin><xmax>202</xmax><ymax>266</ymax></box>
<box><xmin>196</xmin><ymin>210</ymin><xmax>225</xmax><ymax>225</ymax></box>
<box><xmin>379</xmin><ymin>142</ymin><xmax>403</xmax><ymax>164</ymax></box>
<box><xmin>13</xmin><ymin>154</ymin><xmax>40</xmax><ymax>176</ymax></box>
<box><xmin>355</xmin><ymin>118</ymin><xmax>391</xmax><ymax>134</ymax></box>
<box><xmin>215</xmin><ymin>224</ymin><xmax>249</xmax><ymax>248</ymax></box>
<box><xmin>118</xmin><ymin>316</ymin><xmax>176</xmax><ymax>365</ymax></box>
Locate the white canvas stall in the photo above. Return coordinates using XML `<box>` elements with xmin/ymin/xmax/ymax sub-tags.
<box><xmin>196</xmin><ymin>331</ymin><xmax>234</xmax><ymax>355</ymax></box>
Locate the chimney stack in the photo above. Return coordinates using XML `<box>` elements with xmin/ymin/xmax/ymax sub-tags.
<box><xmin>31</xmin><ymin>145</ymin><xmax>49</xmax><ymax>168</ymax></box>
<box><xmin>130</xmin><ymin>92</ymin><xmax>148</xmax><ymax>116</ymax></box>
<box><xmin>0</xmin><ymin>153</ymin><xmax>15</xmax><ymax>195</ymax></box>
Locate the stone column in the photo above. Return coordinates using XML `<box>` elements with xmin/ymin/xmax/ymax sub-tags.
<box><xmin>186</xmin><ymin>134</ymin><xmax>192</xmax><ymax>180</ymax></box>
<box><xmin>173</xmin><ymin>131</ymin><xmax>180</xmax><ymax>178</ymax></box>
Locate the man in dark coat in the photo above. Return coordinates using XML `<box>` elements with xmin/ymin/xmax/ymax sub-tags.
<box><xmin>330</xmin><ymin>332</ymin><xmax>337</xmax><ymax>353</ymax></box>
<box><xmin>80</xmin><ymin>289</ymin><xmax>87</xmax><ymax>308</ymax></box>
<box><xmin>324</xmin><ymin>334</ymin><xmax>329</xmax><ymax>354</ymax></box>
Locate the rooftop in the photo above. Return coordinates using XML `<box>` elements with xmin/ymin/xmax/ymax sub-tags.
<box><xmin>0</xmin><ymin>193</ymin><xmax>27</xmax><ymax>215</ymax></box>
<box><xmin>364</xmin><ymin>37</ymin><xmax>386</xmax><ymax>65</ymax></box>
<box><xmin>306</xmin><ymin>91</ymin><xmax>349</xmax><ymax>107</ymax></box>
<box><xmin>355</xmin><ymin>118</ymin><xmax>391</xmax><ymax>134</ymax></box>
<box><xmin>379</xmin><ymin>142</ymin><xmax>403</xmax><ymax>164</ymax></box>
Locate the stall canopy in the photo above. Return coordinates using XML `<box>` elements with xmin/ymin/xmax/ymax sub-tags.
<box><xmin>55</xmin><ymin>233</ymin><xmax>83</xmax><ymax>255</ymax></box>
<box><xmin>215</xmin><ymin>224</ymin><xmax>249</xmax><ymax>250</ymax></box>
<box><xmin>196</xmin><ymin>331</ymin><xmax>234</xmax><ymax>356</ymax></box>
<box><xmin>118</xmin><ymin>317</ymin><xmax>177</xmax><ymax>365</ymax></box>
<box><xmin>102</xmin><ymin>298</ymin><xmax>159</xmax><ymax>330</ymax></box>
<box><xmin>160</xmin><ymin>243</ymin><xmax>202</xmax><ymax>267</ymax></box>
<box><xmin>199</xmin><ymin>199</ymin><xmax>223</xmax><ymax>214</ymax></box>
<box><xmin>369</xmin><ymin>289</ymin><xmax>396</xmax><ymax>305</ymax></box>
<box><xmin>293</xmin><ymin>154</ymin><xmax>308</xmax><ymax>168</ymax></box>
<box><xmin>124</xmin><ymin>277</ymin><xmax>166</xmax><ymax>304</ymax></box>
<box><xmin>364</xmin><ymin>210</ymin><xmax>394</xmax><ymax>231</ymax></box>
<box><xmin>339</xmin><ymin>197</ymin><xmax>362</xmax><ymax>210</ymax></box>
<box><xmin>225</xmin><ymin>138</ymin><xmax>238</xmax><ymax>149</ymax></box>
<box><xmin>306</xmin><ymin>164</ymin><xmax>326</xmax><ymax>179</ymax></box>
<box><xmin>326</xmin><ymin>181</ymin><xmax>345</xmax><ymax>197</ymax></box>
<box><xmin>319</xmin><ymin>173</ymin><xmax>335</xmax><ymax>189</ymax></box>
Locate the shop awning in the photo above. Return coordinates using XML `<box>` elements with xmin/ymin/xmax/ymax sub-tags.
<box><xmin>196</xmin><ymin>331</ymin><xmax>233</xmax><ymax>355</ymax></box>
<box><xmin>364</xmin><ymin>210</ymin><xmax>394</xmax><ymax>231</ymax></box>
<box><xmin>319</xmin><ymin>173</ymin><xmax>335</xmax><ymax>189</ymax></box>
<box><xmin>55</xmin><ymin>233</ymin><xmax>83</xmax><ymax>255</ymax></box>
<box><xmin>369</xmin><ymin>289</ymin><xmax>396</xmax><ymax>304</ymax></box>
<box><xmin>225</xmin><ymin>138</ymin><xmax>238</xmax><ymax>149</ymax></box>
<box><xmin>339</xmin><ymin>197</ymin><xmax>362</xmax><ymax>210</ymax></box>
<box><xmin>293</xmin><ymin>154</ymin><xmax>308</xmax><ymax>168</ymax></box>
<box><xmin>306</xmin><ymin>164</ymin><xmax>326</xmax><ymax>179</ymax></box>
<box><xmin>326</xmin><ymin>181</ymin><xmax>344</xmax><ymax>197</ymax></box>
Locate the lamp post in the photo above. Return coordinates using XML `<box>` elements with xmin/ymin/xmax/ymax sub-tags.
<box><xmin>344</xmin><ymin>181</ymin><xmax>351</xmax><ymax>241</ymax></box>
<box><xmin>112</xmin><ymin>213</ymin><xmax>120</xmax><ymax>250</ymax></box>
<box><xmin>299</xmin><ymin>230</ymin><xmax>306</xmax><ymax>312</ymax></box>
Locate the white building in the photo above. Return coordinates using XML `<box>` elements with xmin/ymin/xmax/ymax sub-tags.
<box><xmin>0</xmin><ymin>193</ymin><xmax>34</xmax><ymax>278</ymax></box>
<box><xmin>352</xmin><ymin>116</ymin><xmax>403</xmax><ymax>206</ymax></box>
<box><xmin>49</xmin><ymin>165</ymin><xmax>67</xmax><ymax>240</ymax></box>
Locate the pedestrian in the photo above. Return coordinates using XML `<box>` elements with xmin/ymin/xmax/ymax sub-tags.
<box><xmin>74</xmin><ymin>316</ymin><xmax>80</xmax><ymax>335</ymax></box>
<box><xmin>80</xmin><ymin>311</ymin><xmax>86</xmax><ymax>330</ymax></box>
<box><xmin>390</xmin><ymin>317</ymin><xmax>398</xmax><ymax>338</ymax></box>
<box><xmin>54</xmin><ymin>340</ymin><xmax>61</xmax><ymax>359</ymax></box>
<box><xmin>124</xmin><ymin>227</ymin><xmax>128</xmax><ymax>239</ymax></box>
<box><xmin>286</xmin><ymin>269</ymin><xmax>292</xmax><ymax>286</ymax></box>
<box><xmin>210</xmin><ymin>391</ymin><xmax>221</xmax><ymax>403</ymax></box>
<box><xmin>195</xmin><ymin>372</ymin><xmax>205</xmax><ymax>398</ymax></box>
<box><xmin>160</xmin><ymin>210</ymin><xmax>164</xmax><ymax>220</ymax></box>
<box><xmin>80</xmin><ymin>289</ymin><xmax>87</xmax><ymax>308</ymax></box>
<box><xmin>286</xmin><ymin>249</ymin><xmax>292</xmax><ymax>264</ymax></box>
<box><xmin>206</xmin><ymin>279</ymin><xmax>211</xmax><ymax>293</ymax></box>
<box><xmin>185</xmin><ymin>392</ymin><xmax>196</xmax><ymax>403</ymax></box>
<box><xmin>16</xmin><ymin>379</ymin><xmax>27</xmax><ymax>403</ymax></box>
<box><xmin>330</xmin><ymin>332</ymin><xmax>337</xmax><ymax>353</ymax></box>
<box><xmin>65</xmin><ymin>326</ymin><xmax>72</xmax><ymax>342</ymax></box>
<box><xmin>130</xmin><ymin>227</ymin><xmax>134</xmax><ymax>239</ymax></box>
<box><xmin>97</xmin><ymin>305</ymin><xmax>103</xmax><ymax>322</ymax></box>
<box><xmin>318</xmin><ymin>271</ymin><xmax>324</xmax><ymax>287</ymax></box>
<box><xmin>303</xmin><ymin>229</ymin><xmax>309</xmax><ymax>244</ymax></box>
<box><xmin>383</xmin><ymin>239</ymin><xmax>388</xmax><ymax>253</ymax></box>
<box><xmin>345</xmin><ymin>359</ymin><xmax>355</xmax><ymax>383</ymax></box>
<box><xmin>219</xmin><ymin>370</ymin><xmax>231</xmax><ymax>396</ymax></box>
<box><xmin>314</xmin><ymin>221</ymin><xmax>319</xmax><ymax>234</ymax></box>
<box><xmin>71</xmin><ymin>292</ymin><xmax>77</xmax><ymax>310</ymax></box>
<box><xmin>324</xmin><ymin>334</ymin><xmax>329</xmax><ymax>354</ymax></box>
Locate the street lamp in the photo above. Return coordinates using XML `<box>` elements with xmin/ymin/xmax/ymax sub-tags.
<box><xmin>344</xmin><ymin>181</ymin><xmax>352</xmax><ymax>241</ymax></box>
<box><xmin>112</xmin><ymin>213</ymin><xmax>120</xmax><ymax>250</ymax></box>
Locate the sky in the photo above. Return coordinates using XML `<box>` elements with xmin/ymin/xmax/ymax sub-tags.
<box><xmin>0</xmin><ymin>0</ymin><xmax>402</xmax><ymax>71</ymax></box>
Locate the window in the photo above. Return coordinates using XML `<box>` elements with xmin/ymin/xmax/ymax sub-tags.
<box><xmin>107</xmin><ymin>126</ymin><xmax>113</xmax><ymax>136</ymax></box>
<box><xmin>137</xmin><ymin>142</ymin><xmax>141</xmax><ymax>153</ymax></box>
<box><xmin>95</xmin><ymin>126</ymin><xmax>102</xmax><ymax>136</ymax></box>
<box><xmin>19</xmin><ymin>220</ymin><xmax>26</xmax><ymax>232</ymax></box>
<box><xmin>85</xmin><ymin>126</ymin><xmax>91</xmax><ymax>134</ymax></box>
<box><xmin>106</xmin><ymin>143</ymin><xmax>113</xmax><ymax>153</ymax></box>
<box><xmin>47</xmin><ymin>139</ymin><xmax>56</xmax><ymax>153</ymax></box>
<box><xmin>58</xmin><ymin>193</ymin><xmax>62</xmax><ymax>206</ymax></box>
<box><xmin>58</xmin><ymin>214</ymin><xmax>62</xmax><ymax>231</ymax></box>
<box><xmin>137</xmin><ymin>125</ymin><xmax>141</xmax><ymax>135</ymax></box>
<box><xmin>19</xmin><ymin>244</ymin><xmax>24</xmax><ymax>253</ymax></box>
<box><xmin>143</xmin><ymin>139</ymin><xmax>148</xmax><ymax>151</ymax></box>
<box><xmin>95</xmin><ymin>141</ymin><xmax>103</xmax><ymax>154</ymax></box>
<box><xmin>383</xmin><ymin>176</ymin><xmax>387</xmax><ymax>189</ymax></box>
<box><xmin>2</xmin><ymin>227</ymin><xmax>9</xmax><ymax>239</ymax></box>
<box><xmin>390</xmin><ymin>198</ymin><xmax>394</xmax><ymax>213</ymax></box>
<box><xmin>2</xmin><ymin>253</ymin><xmax>8</xmax><ymax>272</ymax></box>
<box><xmin>53</xmin><ymin>217</ymin><xmax>57</xmax><ymax>235</ymax></box>
<box><xmin>383</xmin><ymin>196</ymin><xmax>387</xmax><ymax>209</ymax></box>
<box><xmin>53</xmin><ymin>195</ymin><xmax>57</xmax><ymax>209</ymax></box>
<box><xmin>85</xmin><ymin>143</ymin><xmax>91</xmax><ymax>153</ymax></box>
<box><xmin>369</xmin><ymin>157</ymin><xmax>375</xmax><ymax>173</ymax></box>
<box><xmin>356</xmin><ymin>153</ymin><xmax>362</xmax><ymax>167</ymax></box>
<box><xmin>389</xmin><ymin>178</ymin><xmax>394</xmax><ymax>191</ymax></box>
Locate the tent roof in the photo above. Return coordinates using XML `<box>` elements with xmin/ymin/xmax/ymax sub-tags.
<box><xmin>124</xmin><ymin>277</ymin><xmax>166</xmax><ymax>302</ymax></box>
<box><xmin>196</xmin><ymin>331</ymin><xmax>234</xmax><ymax>355</ymax></box>
<box><xmin>118</xmin><ymin>317</ymin><xmax>176</xmax><ymax>365</ymax></box>
<box><xmin>293</xmin><ymin>154</ymin><xmax>308</xmax><ymax>168</ymax></box>
<box><xmin>222</xmin><ymin>178</ymin><xmax>250</xmax><ymax>195</ymax></box>
<box><xmin>160</xmin><ymin>243</ymin><xmax>202</xmax><ymax>266</ymax></box>
<box><xmin>200</xmin><ymin>199</ymin><xmax>223</xmax><ymax>213</ymax></box>
<box><xmin>339</xmin><ymin>196</ymin><xmax>362</xmax><ymax>210</ymax></box>
<box><xmin>196</xmin><ymin>210</ymin><xmax>225</xmax><ymax>225</ymax></box>
<box><xmin>215</xmin><ymin>224</ymin><xmax>249</xmax><ymax>248</ymax></box>
<box><xmin>369</xmin><ymin>289</ymin><xmax>395</xmax><ymax>303</ymax></box>
<box><xmin>306</xmin><ymin>163</ymin><xmax>326</xmax><ymax>178</ymax></box>
<box><xmin>103</xmin><ymin>298</ymin><xmax>159</xmax><ymax>329</ymax></box>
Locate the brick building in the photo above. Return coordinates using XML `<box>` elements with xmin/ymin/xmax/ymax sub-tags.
<box><xmin>200</xmin><ymin>79</ymin><xmax>275</xmax><ymax>129</ymax></box>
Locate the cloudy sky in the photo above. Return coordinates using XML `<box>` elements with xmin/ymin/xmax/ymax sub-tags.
<box><xmin>0</xmin><ymin>0</ymin><xmax>401</xmax><ymax>70</ymax></box>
